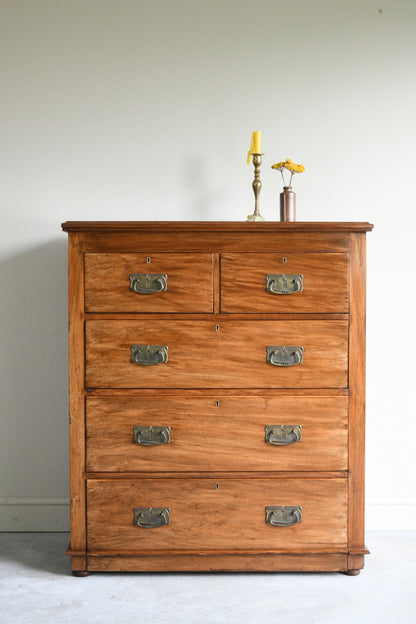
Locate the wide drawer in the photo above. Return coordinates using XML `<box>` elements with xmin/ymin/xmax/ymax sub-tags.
<box><xmin>86</xmin><ymin>396</ymin><xmax>348</xmax><ymax>472</ymax></box>
<box><xmin>221</xmin><ymin>253</ymin><xmax>349</xmax><ymax>313</ymax></box>
<box><xmin>84</xmin><ymin>253</ymin><xmax>213</xmax><ymax>313</ymax></box>
<box><xmin>85</xmin><ymin>320</ymin><xmax>348</xmax><ymax>388</ymax></box>
<box><xmin>87</xmin><ymin>478</ymin><xmax>348</xmax><ymax>551</ymax></box>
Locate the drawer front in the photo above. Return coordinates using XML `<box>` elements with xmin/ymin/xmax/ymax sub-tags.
<box><xmin>86</xmin><ymin>396</ymin><xmax>348</xmax><ymax>472</ymax></box>
<box><xmin>221</xmin><ymin>253</ymin><xmax>349</xmax><ymax>313</ymax></box>
<box><xmin>87</xmin><ymin>478</ymin><xmax>347</xmax><ymax>551</ymax></box>
<box><xmin>84</xmin><ymin>253</ymin><xmax>213</xmax><ymax>313</ymax></box>
<box><xmin>85</xmin><ymin>320</ymin><xmax>348</xmax><ymax>388</ymax></box>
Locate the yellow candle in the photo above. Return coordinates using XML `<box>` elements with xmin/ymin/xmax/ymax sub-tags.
<box><xmin>247</xmin><ymin>130</ymin><xmax>262</xmax><ymax>164</ymax></box>
<box><xmin>252</xmin><ymin>130</ymin><xmax>261</xmax><ymax>153</ymax></box>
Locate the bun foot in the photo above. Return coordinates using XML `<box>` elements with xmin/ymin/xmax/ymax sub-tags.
<box><xmin>343</xmin><ymin>569</ymin><xmax>361</xmax><ymax>576</ymax></box>
<box><xmin>72</xmin><ymin>570</ymin><xmax>90</xmax><ymax>577</ymax></box>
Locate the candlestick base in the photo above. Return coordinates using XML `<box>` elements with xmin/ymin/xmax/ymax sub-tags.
<box><xmin>247</xmin><ymin>213</ymin><xmax>265</xmax><ymax>222</ymax></box>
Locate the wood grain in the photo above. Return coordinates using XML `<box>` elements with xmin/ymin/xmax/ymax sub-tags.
<box><xmin>75</xmin><ymin>547</ymin><xmax>350</xmax><ymax>556</ymax></box>
<box><xmin>86</xmin><ymin>388</ymin><xmax>349</xmax><ymax>397</ymax></box>
<box><xmin>85</xmin><ymin>319</ymin><xmax>348</xmax><ymax>389</ymax></box>
<box><xmin>85</xmin><ymin>313</ymin><xmax>349</xmax><ymax>321</ymax></box>
<box><xmin>85</xmin><ymin>252</ymin><xmax>213</xmax><ymax>313</ymax></box>
<box><xmin>62</xmin><ymin>221</ymin><xmax>374</xmax><ymax>232</ymax></box>
<box><xmin>87</xmin><ymin>471</ymin><xmax>348</xmax><ymax>480</ymax></box>
<box><xmin>80</xmin><ymin>231</ymin><xmax>350</xmax><ymax>253</ymax></box>
<box><xmin>86</xmin><ymin>395</ymin><xmax>348</xmax><ymax>472</ymax></box>
<box><xmin>221</xmin><ymin>253</ymin><xmax>349</xmax><ymax>313</ymax></box>
<box><xmin>67</xmin><ymin>232</ymin><xmax>87</xmax><ymax>572</ymax></box>
<box><xmin>346</xmin><ymin>553</ymin><xmax>365</xmax><ymax>574</ymax></box>
<box><xmin>87</xmin><ymin>477</ymin><xmax>348</xmax><ymax>551</ymax></box>
<box><xmin>348</xmin><ymin>233</ymin><xmax>367</xmax><ymax>555</ymax></box>
<box><xmin>87</xmin><ymin>553</ymin><xmax>348</xmax><ymax>572</ymax></box>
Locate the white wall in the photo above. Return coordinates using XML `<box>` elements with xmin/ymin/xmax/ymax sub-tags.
<box><xmin>1</xmin><ymin>0</ymin><xmax>415</xmax><ymax>531</ymax></box>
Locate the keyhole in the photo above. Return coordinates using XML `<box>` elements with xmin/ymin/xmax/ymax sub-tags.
<box><xmin>215</xmin><ymin>400</ymin><xmax>220</xmax><ymax>407</ymax></box>
<box><xmin>283</xmin><ymin>257</ymin><xmax>287</xmax><ymax>264</ymax></box>
<box><xmin>215</xmin><ymin>324</ymin><xmax>220</xmax><ymax>331</ymax></box>
<box><xmin>215</xmin><ymin>483</ymin><xmax>220</xmax><ymax>490</ymax></box>
<box><xmin>146</xmin><ymin>257</ymin><xmax>151</xmax><ymax>264</ymax></box>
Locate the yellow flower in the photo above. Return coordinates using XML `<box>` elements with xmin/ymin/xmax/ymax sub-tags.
<box><xmin>272</xmin><ymin>159</ymin><xmax>305</xmax><ymax>174</ymax></box>
<box><xmin>271</xmin><ymin>161</ymin><xmax>287</xmax><ymax>171</ymax></box>
<box><xmin>272</xmin><ymin>158</ymin><xmax>305</xmax><ymax>188</ymax></box>
<box><xmin>285</xmin><ymin>158</ymin><xmax>305</xmax><ymax>173</ymax></box>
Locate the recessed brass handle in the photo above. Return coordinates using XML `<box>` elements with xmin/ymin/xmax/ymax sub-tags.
<box><xmin>131</xmin><ymin>345</ymin><xmax>168</xmax><ymax>366</ymax></box>
<box><xmin>265</xmin><ymin>506</ymin><xmax>302</xmax><ymax>527</ymax></box>
<box><xmin>133</xmin><ymin>507</ymin><xmax>170</xmax><ymax>528</ymax></box>
<box><xmin>265</xmin><ymin>425</ymin><xmax>302</xmax><ymax>446</ymax></box>
<box><xmin>129</xmin><ymin>273</ymin><xmax>167</xmax><ymax>294</ymax></box>
<box><xmin>266</xmin><ymin>346</ymin><xmax>303</xmax><ymax>367</ymax></box>
<box><xmin>266</xmin><ymin>274</ymin><xmax>303</xmax><ymax>294</ymax></box>
<box><xmin>133</xmin><ymin>425</ymin><xmax>171</xmax><ymax>446</ymax></box>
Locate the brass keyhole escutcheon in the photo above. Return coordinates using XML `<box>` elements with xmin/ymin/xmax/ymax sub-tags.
<box><xmin>283</xmin><ymin>257</ymin><xmax>287</xmax><ymax>264</ymax></box>
<box><xmin>215</xmin><ymin>400</ymin><xmax>220</xmax><ymax>407</ymax></box>
<box><xmin>215</xmin><ymin>324</ymin><xmax>220</xmax><ymax>331</ymax></box>
<box><xmin>146</xmin><ymin>257</ymin><xmax>151</xmax><ymax>264</ymax></box>
<box><xmin>215</xmin><ymin>483</ymin><xmax>220</xmax><ymax>490</ymax></box>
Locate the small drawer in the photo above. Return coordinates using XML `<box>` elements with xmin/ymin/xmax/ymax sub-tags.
<box><xmin>85</xmin><ymin>319</ymin><xmax>348</xmax><ymax>389</ymax></box>
<box><xmin>86</xmin><ymin>478</ymin><xmax>347</xmax><ymax>551</ymax></box>
<box><xmin>220</xmin><ymin>253</ymin><xmax>349</xmax><ymax>313</ymax></box>
<box><xmin>84</xmin><ymin>253</ymin><xmax>213</xmax><ymax>313</ymax></box>
<box><xmin>86</xmin><ymin>396</ymin><xmax>348</xmax><ymax>472</ymax></box>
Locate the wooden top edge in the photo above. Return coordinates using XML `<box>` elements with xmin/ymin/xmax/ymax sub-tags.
<box><xmin>61</xmin><ymin>220</ymin><xmax>374</xmax><ymax>233</ymax></box>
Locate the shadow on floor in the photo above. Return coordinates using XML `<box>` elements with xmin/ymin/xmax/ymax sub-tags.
<box><xmin>0</xmin><ymin>532</ymin><xmax>71</xmax><ymax>576</ymax></box>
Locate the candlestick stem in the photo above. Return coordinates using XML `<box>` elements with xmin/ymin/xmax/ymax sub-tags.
<box><xmin>247</xmin><ymin>153</ymin><xmax>265</xmax><ymax>222</ymax></box>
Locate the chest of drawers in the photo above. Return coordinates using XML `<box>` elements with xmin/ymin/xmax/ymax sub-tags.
<box><xmin>62</xmin><ymin>221</ymin><xmax>373</xmax><ymax>575</ymax></box>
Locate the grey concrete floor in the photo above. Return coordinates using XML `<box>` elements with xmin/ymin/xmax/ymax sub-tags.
<box><xmin>0</xmin><ymin>532</ymin><xmax>414</xmax><ymax>624</ymax></box>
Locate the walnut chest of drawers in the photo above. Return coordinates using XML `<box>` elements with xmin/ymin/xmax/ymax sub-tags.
<box><xmin>62</xmin><ymin>221</ymin><xmax>373</xmax><ymax>575</ymax></box>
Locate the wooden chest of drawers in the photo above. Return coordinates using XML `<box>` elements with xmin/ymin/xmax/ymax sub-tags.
<box><xmin>62</xmin><ymin>221</ymin><xmax>372</xmax><ymax>575</ymax></box>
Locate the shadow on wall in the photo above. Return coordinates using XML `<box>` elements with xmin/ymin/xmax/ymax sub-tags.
<box><xmin>184</xmin><ymin>156</ymin><xmax>227</xmax><ymax>220</ymax></box>
<box><xmin>0</xmin><ymin>239</ymin><xmax>69</xmax><ymax>502</ymax></box>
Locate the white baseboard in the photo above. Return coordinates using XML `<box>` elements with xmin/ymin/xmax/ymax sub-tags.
<box><xmin>0</xmin><ymin>498</ymin><xmax>415</xmax><ymax>532</ymax></box>
<box><xmin>0</xmin><ymin>497</ymin><xmax>70</xmax><ymax>531</ymax></box>
<box><xmin>366</xmin><ymin>503</ymin><xmax>416</xmax><ymax>531</ymax></box>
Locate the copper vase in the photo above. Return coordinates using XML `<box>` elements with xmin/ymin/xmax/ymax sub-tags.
<box><xmin>280</xmin><ymin>186</ymin><xmax>296</xmax><ymax>222</ymax></box>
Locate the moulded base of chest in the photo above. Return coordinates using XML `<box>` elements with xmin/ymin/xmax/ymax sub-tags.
<box><xmin>89</xmin><ymin>552</ymin><xmax>350</xmax><ymax>572</ymax></box>
<box><xmin>67</xmin><ymin>551</ymin><xmax>367</xmax><ymax>573</ymax></box>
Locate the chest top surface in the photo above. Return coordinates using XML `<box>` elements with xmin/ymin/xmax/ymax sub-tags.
<box><xmin>62</xmin><ymin>221</ymin><xmax>373</xmax><ymax>232</ymax></box>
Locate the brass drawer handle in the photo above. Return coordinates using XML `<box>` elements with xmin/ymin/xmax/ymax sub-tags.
<box><xmin>265</xmin><ymin>506</ymin><xmax>302</xmax><ymax>527</ymax></box>
<box><xmin>266</xmin><ymin>346</ymin><xmax>303</xmax><ymax>367</ymax></box>
<box><xmin>129</xmin><ymin>273</ymin><xmax>167</xmax><ymax>294</ymax></box>
<box><xmin>265</xmin><ymin>425</ymin><xmax>302</xmax><ymax>446</ymax></box>
<box><xmin>133</xmin><ymin>507</ymin><xmax>170</xmax><ymax>528</ymax></box>
<box><xmin>131</xmin><ymin>345</ymin><xmax>168</xmax><ymax>366</ymax></box>
<box><xmin>133</xmin><ymin>425</ymin><xmax>171</xmax><ymax>446</ymax></box>
<box><xmin>266</xmin><ymin>274</ymin><xmax>303</xmax><ymax>294</ymax></box>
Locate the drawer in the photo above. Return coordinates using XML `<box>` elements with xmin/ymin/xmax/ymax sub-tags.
<box><xmin>221</xmin><ymin>253</ymin><xmax>349</xmax><ymax>313</ymax></box>
<box><xmin>85</xmin><ymin>320</ymin><xmax>348</xmax><ymax>388</ymax></box>
<box><xmin>86</xmin><ymin>396</ymin><xmax>348</xmax><ymax>472</ymax></box>
<box><xmin>84</xmin><ymin>253</ymin><xmax>213</xmax><ymax>313</ymax></box>
<box><xmin>87</xmin><ymin>478</ymin><xmax>348</xmax><ymax>551</ymax></box>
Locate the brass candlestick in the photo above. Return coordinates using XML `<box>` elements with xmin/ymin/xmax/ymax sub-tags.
<box><xmin>247</xmin><ymin>153</ymin><xmax>265</xmax><ymax>221</ymax></box>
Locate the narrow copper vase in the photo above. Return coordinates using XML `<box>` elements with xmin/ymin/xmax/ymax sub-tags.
<box><xmin>280</xmin><ymin>186</ymin><xmax>296</xmax><ymax>221</ymax></box>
